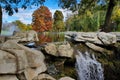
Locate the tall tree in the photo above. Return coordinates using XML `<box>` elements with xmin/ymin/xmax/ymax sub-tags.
<box><xmin>32</xmin><ymin>6</ymin><xmax>52</xmax><ymax>32</ymax></box>
<box><xmin>0</xmin><ymin>0</ymin><xmax>45</xmax><ymax>34</ymax></box>
<box><xmin>59</xmin><ymin>0</ymin><xmax>120</xmax><ymax>32</ymax></box>
<box><xmin>53</xmin><ymin>10</ymin><xmax>64</xmax><ymax>31</ymax></box>
<box><xmin>101</xmin><ymin>0</ymin><xmax>115</xmax><ymax>32</ymax></box>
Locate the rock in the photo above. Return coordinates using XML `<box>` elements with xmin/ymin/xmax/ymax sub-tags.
<box><xmin>97</xmin><ymin>32</ymin><xmax>116</xmax><ymax>45</ymax></box>
<box><xmin>24</xmin><ymin>63</ymin><xmax>47</xmax><ymax>80</ymax></box>
<box><xmin>74</xmin><ymin>32</ymin><xmax>97</xmax><ymax>42</ymax></box>
<box><xmin>110</xmin><ymin>32</ymin><xmax>120</xmax><ymax>41</ymax></box>
<box><xmin>9</xmin><ymin>30</ymin><xmax>39</xmax><ymax>42</ymax></box>
<box><xmin>0</xmin><ymin>75</ymin><xmax>18</xmax><ymax>80</ymax></box>
<box><xmin>0</xmin><ymin>36</ymin><xmax>6</xmax><ymax>43</ymax></box>
<box><xmin>65</xmin><ymin>32</ymin><xmax>117</xmax><ymax>45</ymax></box>
<box><xmin>1</xmin><ymin>40</ymin><xmax>46</xmax><ymax>68</ymax></box>
<box><xmin>58</xmin><ymin>42</ymin><xmax>74</xmax><ymax>58</ymax></box>
<box><xmin>85</xmin><ymin>42</ymin><xmax>105</xmax><ymax>53</ymax></box>
<box><xmin>59</xmin><ymin>76</ymin><xmax>75</xmax><ymax>80</ymax></box>
<box><xmin>0</xmin><ymin>50</ymin><xmax>16</xmax><ymax>74</ymax></box>
<box><xmin>0</xmin><ymin>40</ymin><xmax>47</xmax><ymax>76</ymax></box>
<box><xmin>44</xmin><ymin>43</ymin><xmax>58</xmax><ymax>56</ymax></box>
<box><xmin>44</xmin><ymin>42</ymin><xmax>74</xmax><ymax>58</ymax></box>
<box><xmin>33</xmin><ymin>74</ymin><xmax>56</xmax><ymax>80</ymax></box>
<box><xmin>85</xmin><ymin>42</ymin><xmax>112</xmax><ymax>54</ymax></box>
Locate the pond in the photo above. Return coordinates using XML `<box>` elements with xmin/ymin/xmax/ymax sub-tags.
<box><xmin>36</xmin><ymin>32</ymin><xmax>65</xmax><ymax>44</ymax></box>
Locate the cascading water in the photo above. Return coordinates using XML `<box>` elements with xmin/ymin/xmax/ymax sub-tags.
<box><xmin>76</xmin><ymin>51</ymin><xmax>104</xmax><ymax>80</ymax></box>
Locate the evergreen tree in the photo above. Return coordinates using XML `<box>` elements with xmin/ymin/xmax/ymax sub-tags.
<box><xmin>53</xmin><ymin>10</ymin><xmax>64</xmax><ymax>31</ymax></box>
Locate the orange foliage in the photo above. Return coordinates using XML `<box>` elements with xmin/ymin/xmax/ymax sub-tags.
<box><xmin>37</xmin><ymin>34</ymin><xmax>52</xmax><ymax>44</ymax></box>
<box><xmin>32</xmin><ymin>6</ymin><xmax>52</xmax><ymax>32</ymax></box>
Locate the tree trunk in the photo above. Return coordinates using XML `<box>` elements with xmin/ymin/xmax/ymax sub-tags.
<box><xmin>101</xmin><ymin>0</ymin><xmax>115</xmax><ymax>32</ymax></box>
<box><xmin>0</xmin><ymin>5</ymin><xmax>2</xmax><ymax>34</ymax></box>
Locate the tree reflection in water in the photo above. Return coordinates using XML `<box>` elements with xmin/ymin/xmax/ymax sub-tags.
<box><xmin>37</xmin><ymin>32</ymin><xmax>65</xmax><ymax>45</ymax></box>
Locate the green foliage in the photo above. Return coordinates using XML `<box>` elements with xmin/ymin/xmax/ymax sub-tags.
<box><xmin>54</xmin><ymin>10</ymin><xmax>64</xmax><ymax>20</ymax></box>
<box><xmin>58</xmin><ymin>0</ymin><xmax>77</xmax><ymax>11</ymax></box>
<box><xmin>66</xmin><ymin>9</ymin><xmax>106</xmax><ymax>31</ymax></box>
<box><xmin>59</xmin><ymin>0</ymin><xmax>120</xmax><ymax>32</ymax></box>
<box><xmin>111</xmin><ymin>5</ymin><xmax>120</xmax><ymax>31</ymax></box>
<box><xmin>13</xmin><ymin>20</ymin><xmax>32</xmax><ymax>31</ymax></box>
<box><xmin>0</xmin><ymin>0</ymin><xmax>45</xmax><ymax>16</ymax></box>
<box><xmin>54</xmin><ymin>20</ymin><xmax>65</xmax><ymax>31</ymax></box>
<box><xmin>53</xmin><ymin>10</ymin><xmax>65</xmax><ymax>31</ymax></box>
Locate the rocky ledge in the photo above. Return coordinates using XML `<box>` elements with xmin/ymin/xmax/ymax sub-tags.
<box><xmin>0</xmin><ymin>30</ymin><xmax>76</xmax><ymax>80</ymax></box>
<box><xmin>65</xmin><ymin>32</ymin><xmax>119</xmax><ymax>53</ymax></box>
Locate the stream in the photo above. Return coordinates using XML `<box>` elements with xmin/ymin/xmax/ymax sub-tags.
<box><xmin>76</xmin><ymin>50</ymin><xmax>104</xmax><ymax>80</ymax></box>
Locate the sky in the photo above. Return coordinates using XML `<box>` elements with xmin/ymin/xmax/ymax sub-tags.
<box><xmin>2</xmin><ymin>0</ymin><xmax>72</xmax><ymax>24</ymax></box>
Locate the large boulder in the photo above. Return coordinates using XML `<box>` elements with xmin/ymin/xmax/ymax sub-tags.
<box><xmin>0</xmin><ymin>50</ymin><xmax>16</xmax><ymax>74</ymax></box>
<box><xmin>44</xmin><ymin>42</ymin><xmax>74</xmax><ymax>58</ymax></box>
<box><xmin>0</xmin><ymin>40</ymin><xmax>47</xmax><ymax>79</ymax></box>
<box><xmin>8</xmin><ymin>30</ymin><xmax>39</xmax><ymax>42</ymax></box>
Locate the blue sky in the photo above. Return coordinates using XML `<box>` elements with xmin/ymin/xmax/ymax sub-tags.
<box><xmin>3</xmin><ymin>0</ymin><xmax>71</xmax><ymax>24</ymax></box>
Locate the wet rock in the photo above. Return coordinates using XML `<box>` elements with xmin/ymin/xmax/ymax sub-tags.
<box><xmin>33</xmin><ymin>74</ymin><xmax>56</xmax><ymax>80</ymax></box>
<box><xmin>8</xmin><ymin>30</ymin><xmax>39</xmax><ymax>42</ymax></box>
<box><xmin>0</xmin><ymin>75</ymin><xmax>18</xmax><ymax>80</ymax></box>
<box><xmin>59</xmin><ymin>76</ymin><xmax>75</xmax><ymax>80</ymax></box>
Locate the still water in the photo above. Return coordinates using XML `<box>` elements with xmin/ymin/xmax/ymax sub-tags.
<box><xmin>37</xmin><ymin>32</ymin><xmax>65</xmax><ymax>44</ymax></box>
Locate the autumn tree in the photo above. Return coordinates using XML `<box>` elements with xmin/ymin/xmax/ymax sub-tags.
<box><xmin>32</xmin><ymin>6</ymin><xmax>52</xmax><ymax>32</ymax></box>
<box><xmin>0</xmin><ymin>0</ymin><xmax>45</xmax><ymax>34</ymax></box>
<box><xmin>53</xmin><ymin>10</ymin><xmax>64</xmax><ymax>31</ymax></box>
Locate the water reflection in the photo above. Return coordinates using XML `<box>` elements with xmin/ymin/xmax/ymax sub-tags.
<box><xmin>37</xmin><ymin>32</ymin><xmax>65</xmax><ymax>44</ymax></box>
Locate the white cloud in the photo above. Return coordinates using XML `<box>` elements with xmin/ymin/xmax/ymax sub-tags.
<box><xmin>3</xmin><ymin>7</ymin><xmax>72</xmax><ymax>24</ymax></box>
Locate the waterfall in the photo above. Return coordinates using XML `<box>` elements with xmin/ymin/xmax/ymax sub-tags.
<box><xmin>76</xmin><ymin>51</ymin><xmax>104</xmax><ymax>80</ymax></box>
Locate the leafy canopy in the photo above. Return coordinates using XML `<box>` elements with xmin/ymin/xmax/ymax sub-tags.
<box><xmin>0</xmin><ymin>0</ymin><xmax>45</xmax><ymax>15</ymax></box>
<box><xmin>32</xmin><ymin>6</ymin><xmax>52</xmax><ymax>32</ymax></box>
<box><xmin>53</xmin><ymin>10</ymin><xmax>64</xmax><ymax>31</ymax></box>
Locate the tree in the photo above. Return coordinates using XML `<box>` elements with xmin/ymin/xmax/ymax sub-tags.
<box><xmin>13</xmin><ymin>20</ymin><xmax>32</xmax><ymax>31</ymax></box>
<box><xmin>59</xmin><ymin>0</ymin><xmax>120</xmax><ymax>32</ymax></box>
<box><xmin>53</xmin><ymin>10</ymin><xmax>64</xmax><ymax>31</ymax></box>
<box><xmin>111</xmin><ymin>4</ymin><xmax>120</xmax><ymax>31</ymax></box>
<box><xmin>32</xmin><ymin>6</ymin><xmax>52</xmax><ymax>32</ymax></box>
<box><xmin>0</xmin><ymin>0</ymin><xmax>45</xmax><ymax>34</ymax></box>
